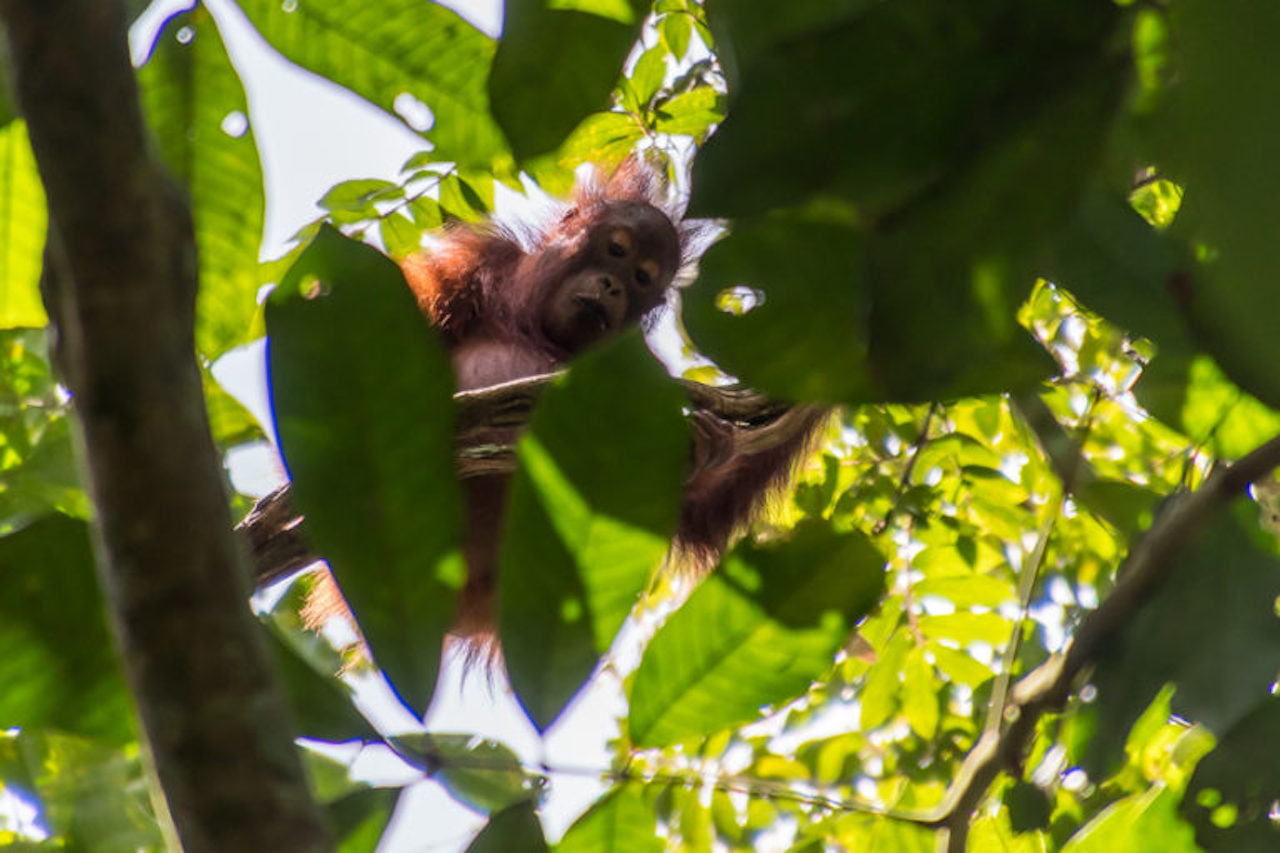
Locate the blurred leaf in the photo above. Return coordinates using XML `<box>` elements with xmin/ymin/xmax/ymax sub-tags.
<box><xmin>379</xmin><ymin>212</ymin><xmax>421</xmax><ymax>259</ymax></box>
<box><xmin>266</xmin><ymin>225</ymin><xmax>462</xmax><ymax>714</ymax></box>
<box><xmin>264</xmin><ymin>629</ymin><xmax>375</xmax><ymax>743</ymax></box>
<box><xmin>1064</xmin><ymin>787</ymin><xmax>1198</xmax><ymax>852</ymax></box>
<box><xmin>500</xmin><ymin>334</ymin><xmax>687</xmax><ymax>731</ymax></box>
<box><xmin>629</xmin><ymin>522</ymin><xmax>885</xmax><ymax>748</ymax></box>
<box><xmin>683</xmin><ymin>215</ymin><xmax>869</xmax><ymax>403</ymax></box>
<box><xmin>1180</xmin><ymin>699</ymin><xmax>1280</xmax><ymax>852</ymax></box>
<box><xmin>465</xmin><ymin>800</ymin><xmax>547</xmax><ymax>853</ymax></box>
<box><xmin>0</xmin><ymin>121</ymin><xmax>46</xmax><ymax>329</ymax></box>
<box><xmin>1083</xmin><ymin>504</ymin><xmax>1280</xmax><ymax>778</ymax></box>
<box><xmin>491</xmin><ymin>0</ymin><xmax>644</xmax><ymax>160</ymax></box>
<box><xmin>1005</xmin><ymin>780</ymin><xmax>1052</xmax><ymax>834</ymax></box>
<box><xmin>236</xmin><ymin>0</ymin><xmax>511</xmax><ymax>169</ymax></box>
<box><xmin>392</xmin><ymin>733</ymin><xmax>544</xmax><ymax>816</ymax></box>
<box><xmin>1179</xmin><ymin>357</ymin><xmax>1280</xmax><ymax>461</ymax></box>
<box><xmin>1152</xmin><ymin>0</ymin><xmax>1280</xmax><ymax>407</ymax></box>
<box><xmin>557</xmin><ymin>786</ymin><xmax>663</xmax><ymax>853</ymax></box>
<box><xmin>138</xmin><ymin>7</ymin><xmax>265</xmax><ymax>360</ymax></box>
<box><xmin>0</xmin><ymin>330</ymin><xmax>85</xmax><ymax>532</ymax></box>
<box><xmin>328</xmin><ymin>787</ymin><xmax>398</xmax><ymax>853</ymax></box>
<box><xmin>902</xmin><ymin>646</ymin><xmax>939</xmax><ymax>739</ymax></box>
<box><xmin>6</xmin><ymin>730</ymin><xmax>163</xmax><ymax>851</ymax></box>
<box><xmin>0</xmin><ymin>517</ymin><xmax>134</xmax><ymax>745</ymax></box>
<box><xmin>692</xmin><ymin>0</ymin><xmax>1122</xmax><ymax>218</ymax></box>
<box><xmin>651</xmin><ymin>86</ymin><xmax>722</xmax><ymax>138</ymax></box>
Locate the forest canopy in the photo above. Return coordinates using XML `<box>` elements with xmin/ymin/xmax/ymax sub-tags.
<box><xmin>4</xmin><ymin>0</ymin><xmax>1280</xmax><ymax>851</ymax></box>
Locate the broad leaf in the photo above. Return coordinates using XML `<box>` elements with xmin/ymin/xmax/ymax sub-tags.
<box><xmin>266</xmin><ymin>225</ymin><xmax>463</xmax><ymax>714</ymax></box>
<box><xmin>629</xmin><ymin>522</ymin><xmax>885</xmax><ymax>748</ymax></box>
<box><xmin>492</xmin><ymin>0</ymin><xmax>645</xmax><ymax>160</ymax></box>
<box><xmin>138</xmin><ymin>7</ymin><xmax>266</xmax><ymax>359</ymax></box>
<box><xmin>235</xmin><ymin>0</ymin><xmax>511</xmax><ymax>170</ymax></box>
<box><xmin>0</xmin><ymin>121</ymin><xmax>47</xmax><ymax>329</ymax></box>
<box><xmin>558</xmin><ymin>786</ymin><xmax>663</xmax><ymax>853</ymax></box>
<box><xmin>499</xmin><ymin>334</ymin><xmax>686</xmax><ymax>731</ymax></box>
<box><xmin>0</xmin><ymin>517</ymin><xmax>134</xmax><ymax>745</ymax></box>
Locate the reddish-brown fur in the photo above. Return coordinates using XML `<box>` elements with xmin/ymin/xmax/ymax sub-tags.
<box><xmin>306</xmin><ymin>162</ymin><xmax>824</xmax><ymax>660</ymax></box>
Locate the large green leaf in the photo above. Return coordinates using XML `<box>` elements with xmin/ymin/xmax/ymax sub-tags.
<box><xmin>0</xmin><ymin>517</ymin><xmax>134</xmax><ymax>745</ymax></box>
<box><xmin>1181</xmin><ymin>699</ymin><xmax>1280</xmax><ymax>852</ymax></box>
<box><xmin>682</xmin><ymin>215</ymin><xmax>870</xmax><ymax>404</ymax></box>
<box><xmin>235</xmin><ymin>0</ymin><xmax>511</xmax><ymax>170</ymax></box>
<box><xmin>1153</xmin><ymin>0</ymin><xmax>1280</xmax><ymax>407</ymax></box>
<box><xmin>392</xmin><ymin>732</ymin><xmax>543</xmax><ymax>815</ymax></box>
<box><xmin>0</xmin><ymin>329</ymin><xmax>86</xmax><ymax>532</ymax></box>
<box><xmin>499</xmin><ymin>334</ymin><xmax>687</xmax><ymax>731</ymax></box>
<box><xmin>491</xmin><ymin>0</ymin><xmax>645</xmax><ymax>160</ymax></box>
<box><xmin>691</xmin><ymin>0</ymin><xmax>1123</xmax><ymax>218</ymax></box>
<box><xmin>628</xmin><ymin>522</ymin><xmax>885</xmax><ymax>748</ymax></box>
<box><xmin>465</xmin><ymin>801</ymin><xmax>548</xmax><ymax>853</ymax></box>
<box><xmin>0</xmin><ymin>121</ymin><xmax>47</xmax><ymax>329</ymax></box>
<box><xmin>2</xmin><ymin>729</ymin><xmax>163</xmax><ymax>851</ymax></box>
<box><xmin>266</xmin><ymin>225</ymin><xmax>462</xmax><ymax>714</ymax></box>
<box><xmin>264</xmin><ymin>628</ymin><xmax>376</xmax><ymax>743</ymax></box>
<box><xmin>557</xmin><ymin>786</ymin><xmax>663</xmax><ymax>853</ymax></box>
<box><xmin>1063</xmin><ymin>788</ymin><xmax>1198</xmax><ymax>853</ymax></box>
<box><xmin>1081</xmin><ymin>504</ymin><xmax>1280</xmax><ymax>777</ymax></box>
<box><xmin>138</xmin><ymin>7</ymin><xmax>266</xmax><ymax>360</ymax></box>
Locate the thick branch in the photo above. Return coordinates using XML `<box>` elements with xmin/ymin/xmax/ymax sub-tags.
<box><xmin>240</xmin><ymin>377</ymin><xmax>814</xmax><ymax>589</ymax></box>
<box><xmin>933</xmin><ymin>433</ymin><xmax>1280</xmax><ymax>850</ymax></box>
<box><xmin>0</xmin><ymin>3</ymin><xmax>330</xmax><ymax>850</ymax></box>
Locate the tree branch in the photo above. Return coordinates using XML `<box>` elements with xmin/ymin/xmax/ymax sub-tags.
<box><xmin>239</xmin><ymin>375</ymin><xmax>816</xmax><ymax>589</ymax></box>
<box><xmin>931</xmin><ymin>432</ymin><xmax>1280</xmax><ymax>850</ymax></box>
<box><xmin>0</xmin><ymin>3</ymin><xmax>330</xmax><ymax>850</ymax></box>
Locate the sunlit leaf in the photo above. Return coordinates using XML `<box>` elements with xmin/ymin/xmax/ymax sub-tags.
<box><xmin>0</xmin><ymin>122</ymin><xmax>46</xmax><ymax>329</ymax></box>
<box><xmin>500</xmin><ymin>334</ymin><xmax>686</xmax><ymax>731</ymax></box>
<box><xmin>138</xmin><ymin>7</ymin><xmax>266</xmax><ymax>359</ymax></box>
<box><xmin>629</xmin><ymin>522</ymin><xmax>885</xmax><ymax>747</ymax></box>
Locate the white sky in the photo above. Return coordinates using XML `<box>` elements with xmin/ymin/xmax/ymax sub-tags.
<box><xmin>133</xmin><ymin>1</ymin><xmax>626</xmax><ymax>849</ymax></box>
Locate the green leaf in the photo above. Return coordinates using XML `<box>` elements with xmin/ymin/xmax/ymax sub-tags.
<box><xmin>499</xmin><ymin>334</ymin><xmax>687</xmax><ymax>731</ymax></box>
<box><xmin>392</xmin><ymin>732</ymin><xmax>543</xmax><ymax>816</ymax></box>
<box><xmin>557</xmin><ymin>786</ymin><xmax>663</xmax><ymax>853</ymax></box>
<box><xmin>264</xmin><ymin>629</ymin><xmax>375</xmax><ymax>743</ymax></box>
<box><xmin>629</xmin><ymin>522</ymin><xmax>886</xmax><ymax>748</ymax></box>
<box><xmin>691</xmin><ymin>0</ymin><xmax>1122</xmax><ymax>218</ymax></box>
<box><xmin>328</xmin><ymin>787</ymin><xmax>398</xmax><ymax>852</ymax></box>
<box><xmin>1152</xmin><ymin>0</ymin><xmax>1280</xmax><ymax>407</ymax></box>
<box><xmin>466</xmin><ymin>801</ymin><xmax>548</xmax><ymax>853</ymax></box>
<box><xmin>683</xmin><ymin>215</ymin><xmax>870</xmax><ymax>403</ymax></box>
<box><xmin>916</xmin><ymin>612</ymin><xmax>1013</xmax><ymax>646</ymax></box>
<box><xmin>491</xmin><ymin>0</ymin><xmax>644</xmax><ymax>160</ymax></box>
<box><xmin>0</xmin><ymin>517</ymin><xmax>134</xmax><ymax>745</ymax></box>
<box><xmin>266</xmin><ymin>225</ymin><xmax>463</xmax><ymax>714</ymax></box>
<box><xmin>651</xmin><ymin>86</ymin><xmax>722</xmax><ymax>138</ymax></box>
<box><xmin>1064</xmin><ymin>787</ymin><xmax>1198</xmax><ymax>853</ymax></box>
<box><xmin>902</xmin><ymin>646</ymin><xmax>939</xmax><ymax>739</ymax></box>
<box><xmin>1083</xmin><ymin>504</ymin><xmax>1280</xmax><ymax>778</ymax></box>
<box><xmin>5</xmin><ymin>729</ymin><xmax>164</xmax><ymax>850</ymax></box>
<box><xmin>235</xmin><ymin>0</ymin><xmax>511</xmax><ymax>169</ymax></box>
<box><xmin>379</xmin><ymin>212</ymin><xmax>421</xmax><ymax>259</ymax></box>
<box><xmin>1180</xmin><ymin>699</ymin><xmax>1280</xmax><ymax>851</ymax></box>
<box><xmin>0</xmin><ymin>121</ymin><xmax>46</xmax><ymax>330</ymax></box>
<box><xmin>660</xmin><ymin>13</ymin><xmax>692</xmax><ymax>61</ymax></box>
<box><xmin>138</xmin><ymin>7</ymin><xmax>266</xmax><ymax>360</ymax></box>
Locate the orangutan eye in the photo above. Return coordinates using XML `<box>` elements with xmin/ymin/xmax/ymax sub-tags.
<box><xmin>607</xmin><ymin>228</ymin><xmax>632</xmax><ymax>257</ymax></box>
<box><xmin>636</xmin><ymin>259</ymin><xmax>660</xmax><ymax>287</ymax></box>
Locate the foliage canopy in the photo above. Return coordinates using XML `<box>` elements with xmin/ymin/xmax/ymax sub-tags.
<box><xmin>4</xmin><ymin>0</ymin><xmax>1280</xmax><ymax>850</ymax></box>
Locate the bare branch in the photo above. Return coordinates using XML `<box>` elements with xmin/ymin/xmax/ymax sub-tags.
<box><xmin>0</xmin><ymin>2</ymin><xmax>330</xmax><ymax>849</ymax></box>
<box><xmin>932</xmin><ymin>433</ymin><xmax>1280</xmax><ymax>849</ymax></box>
